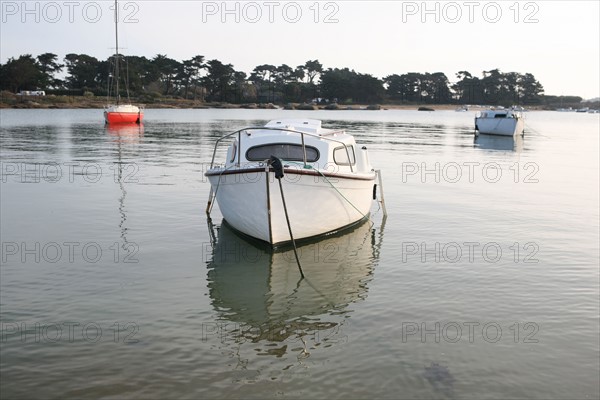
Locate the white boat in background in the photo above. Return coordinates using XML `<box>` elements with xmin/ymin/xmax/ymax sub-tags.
<box><xmin>475</xmin><ymin>109</ymin><xmax>525</xmax><ymax>136</ymax></box>
<box><xmin>205</xmin><ymin>119</ymin><xmax>385</xmax><ymax>247</ymax></box>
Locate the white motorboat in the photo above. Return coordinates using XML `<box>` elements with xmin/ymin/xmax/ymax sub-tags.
<box><xmin>475</xmin><ymin>109</ymin><xmax>524</xmax><ymax>136</ymax></box>
<box><xmin>205</xmin><ymin>119</ymin><xmax>385</xmax><ymax>247</ymax></box>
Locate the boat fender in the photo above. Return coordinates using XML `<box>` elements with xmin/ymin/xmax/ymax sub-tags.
<box><xmin>269</xmin><ymin>156</ymin><xmax>285</xmax><ymax>179</ymax></box>
<box><xmin>373</xmin><ymin>184</ymin><xmax>377</xmax><ymax>200</ymax></box>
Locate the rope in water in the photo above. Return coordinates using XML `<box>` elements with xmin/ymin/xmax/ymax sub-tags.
<box><xmin>270</xmin><ymin>156</ymin><xmax>305</xmax><ymax>278</ymax></box>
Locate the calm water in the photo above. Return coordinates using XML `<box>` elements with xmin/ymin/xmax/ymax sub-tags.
<box><xmin>1</xmin><ymin>109</ymin><xmax>598</xmax><ymax>399</ymax></box>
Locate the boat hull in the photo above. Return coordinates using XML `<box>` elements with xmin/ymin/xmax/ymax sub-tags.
<box><xmin>475</xmin><ymin>116</ymin><xmax>524</xmax><ymax>136</ymax></box>
<box><xmin>207</xmin><ymin>168</ymin><xmax>376</xmax><ymax>246</ymax></box>
<box><xmin>104</xmin><ymin>106</ymin><xmax>143</xmax><ymax>124</ymax></box>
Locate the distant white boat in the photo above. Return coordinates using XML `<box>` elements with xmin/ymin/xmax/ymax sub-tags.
<box><xmin>475</xmin><ymin>109</ymin><xmax>524</xmax><ymax>136</ymax></box>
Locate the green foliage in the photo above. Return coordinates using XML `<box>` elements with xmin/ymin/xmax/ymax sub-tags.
<box><xmin>64</xmin><ymin>53</ymin><xmax>101</xmax><ymax>90</ymax></box>
<box><xmin>203</xmin><ymin>59</ymin><xmax>236</xmax><ymax>102</ymax></box>
<box><xmin>303</xmin><ymin>60</ymin><xmax>323</xmax><ymax>84</ymax></box>
<box><xmin>0</xmin><ymin>55</ymin><xmax>44</xmax><ymax>92</ymax></box>
<box><xmin>1</xmin><ymin>52</ymin><xmax>549</xmax><ymax>105</ymax></box>
<box><xmin>386</xmin><ymin>72</ymin><xmax>452</xmax><ymax>104</ymax></box>
<box><xmin>542</xmin><ymin>95</ymin><xmax>584</xmax><ymax>108</ymax></box>
<box><xmin>36</xmin><ymin>53</ymin><xmax>63</xmax><ymax>89</ymax></box>
<box><xmin>321</xmin><ymin>68</ymin><xmax>384</xmax><ymax>104</ymax></box>
<box><xmin>451</xmin><ymin>69</ymin><xmax>545</xmax><ymax>105</ymax></box>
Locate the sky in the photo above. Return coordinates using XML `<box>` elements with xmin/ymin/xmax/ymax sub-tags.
<box><xmin>1</xmin><ymin>0</ymin><xmax>599</xmax><ymax>99</ymax></box>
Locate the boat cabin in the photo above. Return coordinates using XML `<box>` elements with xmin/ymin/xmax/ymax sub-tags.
<box><xmin>477</xmin><ymin>110</ymin><xmax>522</xmax><ymax>119</ymax></box>
<box><xmin>221</xmin><ymin>119</ymin><xmax>372</xmax><ymax>174</ymax></box>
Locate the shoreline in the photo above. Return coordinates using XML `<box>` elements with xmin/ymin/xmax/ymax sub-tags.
<box><xmin>0</xmin><ymin>91</ymin><xmax>556</xmax><ymax>111</ymax></box>
<box><xmin>3</xmin><ymin>92</ymin><xmax>584</xmax><ymax>112</ymax></box>
<box><xmin>0</xmin><ymin>99</ymin><xmax>547</xmax><ymax>112</ymax></box>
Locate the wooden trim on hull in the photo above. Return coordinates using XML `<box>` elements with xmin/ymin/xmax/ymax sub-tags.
<box><xmin>206</xmin><ymin>166</ymin><xmax>376</xmax><ymax>182</ymax></box>
<box><xmin>475</xmin><ymin>131</ymin><xmax>519</xmax><ymax>137</ymax></box>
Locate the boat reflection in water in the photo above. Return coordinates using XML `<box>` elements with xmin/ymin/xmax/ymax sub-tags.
<box><xmin>205</xmin><ymin>217</ymin><xmax>384</xmax><ymax>362</ymax></box>
<box><xmin>106</xmin><ymin>123</ymin><xmax>144</xmax><ymax>143</ymax></box>
<box><xmin>474</xmin><ymin>133</ymin><xmax>523</xmax><ymax>152</ymax></box>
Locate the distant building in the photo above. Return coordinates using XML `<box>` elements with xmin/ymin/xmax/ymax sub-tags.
<box><xmin>18</xmin><ymin>90</ymin><xmax>45</xmax><ymax>96</ymax></box>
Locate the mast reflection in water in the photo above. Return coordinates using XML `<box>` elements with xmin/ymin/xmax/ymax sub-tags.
<box><xmin>107</xmin><ymin>124</ymin><xmax>143</xmax><ymax>249</ymax></box>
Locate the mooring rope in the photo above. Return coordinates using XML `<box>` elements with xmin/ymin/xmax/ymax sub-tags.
<box><xmin>287</xmin><ymin>161</ymin><xmax>373</xmax><ymax>226</ymax></box>
<box><xmin>269</xmin><ymin>156</ymin><xmax>305</xmax><ymax>278</ymax></box>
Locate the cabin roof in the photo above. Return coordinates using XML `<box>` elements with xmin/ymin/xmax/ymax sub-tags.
<box><xmin>264</xmin><ymin>119</ymin><xmax>341</xmax><ymax>137</ymax></box>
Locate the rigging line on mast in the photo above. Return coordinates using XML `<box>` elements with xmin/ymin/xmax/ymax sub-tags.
<box><xmin>114</xmin><ymin>0</ymin><xmax>120</xmax><ymax>104</ymax></box>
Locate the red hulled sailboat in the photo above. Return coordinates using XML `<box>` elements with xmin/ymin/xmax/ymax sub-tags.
<box><xmin>104</xmin><ymin>0</ymin><xmax>143</xmax><ymax>125</ymax></box>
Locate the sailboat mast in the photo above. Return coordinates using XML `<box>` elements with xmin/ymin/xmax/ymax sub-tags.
<box><xmin>114</xmin><ymin>0</ymin><xmax>119</xmax><ymax>105</ymax></box>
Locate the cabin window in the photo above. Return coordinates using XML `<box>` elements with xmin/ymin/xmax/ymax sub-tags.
<box><xmin>494</xmin><ymin>114</ymin><xmax>508</xmax><ymax>118</ymax></box>
<box><xmin>246</xmin><ymin>143</ymin><xmax>320</xmax><ymax>162</ymax></box>
<box><xmin>230</xmin><ymin>142</ymin><xmax>237</xmax><ymax>163</ymax></box>
<box><xmin>333</xmin><ymin>146</ymin><xmax>356</xmax><ymax>166</ymax></box>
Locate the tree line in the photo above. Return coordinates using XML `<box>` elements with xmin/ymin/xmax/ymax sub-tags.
<box><xmin>0</xmin><ymin>52</ymin><xmax>549</xmax><ymax>105</ymax></box>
